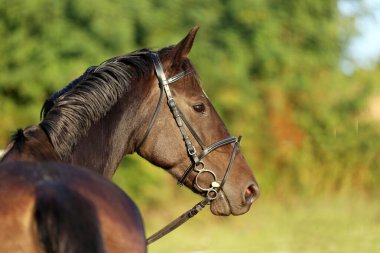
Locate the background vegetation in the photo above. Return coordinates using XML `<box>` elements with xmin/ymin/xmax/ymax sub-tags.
<box><xmin>1</xmin><ymin>0</ymin><xmax>379</xmax><ymax>252</ymax></box>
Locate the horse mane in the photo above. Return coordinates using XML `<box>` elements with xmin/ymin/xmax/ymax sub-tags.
<box><xmin>40</xmin><ymin>49</ymin><xmax>153</xmax><ymax>160</ymax></box>
<box><xmin>40</xmin><ymin>66</ymin><xmax>97</xmax><ymax>119</ymax></box>
<box><xmin>11</xmin><ymin>129</ymin><xmax>26</xmax><ymax>152</ymax></box>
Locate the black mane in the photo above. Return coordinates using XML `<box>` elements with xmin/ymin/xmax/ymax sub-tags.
<box><xmin>40</xmin><ymin>66</ymin><xmax>97</xmax><ymax>119</ymax></box>
<box><xmin>40</xmin><ymin>49</ymin><xmax>152</xmax><ymax>160</ymax></box>
<box><xmin>11</xmin><ymin>129</ymin><xmax>26</xmax><ymax>152</ymax></box>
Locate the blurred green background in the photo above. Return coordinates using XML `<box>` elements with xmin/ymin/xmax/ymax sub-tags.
<box><xmin>1</xmin><ymin>0</ymin><xmax>380</xmax><ymax>252</ymax></box>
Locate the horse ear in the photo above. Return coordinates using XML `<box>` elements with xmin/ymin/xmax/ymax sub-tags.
<box><xmin>172</xmin><ymin>26</ymin><xmax>199</xmax><ymax>67</ymax></box>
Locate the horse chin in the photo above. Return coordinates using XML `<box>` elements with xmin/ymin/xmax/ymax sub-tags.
<box><xmin>210</xmin><ymin>191</ymin><xmax>232</xmax><ymax>216</ymax></box>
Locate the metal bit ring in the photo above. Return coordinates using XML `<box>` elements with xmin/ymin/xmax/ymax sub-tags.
<box><xmin>195</xmin><ymin>169</ymin><xmax>217</xmax><ymax>192</ymax></box>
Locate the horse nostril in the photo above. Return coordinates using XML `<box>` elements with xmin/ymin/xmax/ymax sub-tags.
<box><xmin>244</xmin><ymin>184</ymin><xmax>260</xmax><ymax>204</ymax></box>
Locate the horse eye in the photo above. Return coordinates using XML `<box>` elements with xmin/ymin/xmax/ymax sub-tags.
<box><xmin>193</xmin><ymin>103</ymin><xmax>206</xmax><ymax>113</ymax></box>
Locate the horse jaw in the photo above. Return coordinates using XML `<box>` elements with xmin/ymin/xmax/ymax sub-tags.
<box><xmin>210</xmin><ymin>191</ymin><xmax>231</xmax><ymax>216</ymax></box>
<box><xmin>210</xmin><ymin>190</ymin><xmax>253</xmax><ymax>216</ymax></box>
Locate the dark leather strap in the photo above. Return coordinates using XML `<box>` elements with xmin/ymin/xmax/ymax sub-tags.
<box><xmin>178</xmin><ymin>136</ymin><xmax>239</xmax><ymax>186</ymax></box>
<box><xmin>146</xmin><ymin>198</ymin><xmax>210</xmax><ymax>244</ymax></box>
<box><xmin>136</xmin><ymin>84</ymin><xmax>164</xmax><ymax>149</ymax></box>
<box><xmin>151</xmin><ymin>52</ymin><xmax>199</xmax><ymax>163</ymax></box>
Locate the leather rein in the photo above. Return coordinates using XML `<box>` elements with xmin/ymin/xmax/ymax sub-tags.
<box><xmin>139</xmin><ymin>53</ymin><xmax>241</xmax><ymax>245</ymax></box>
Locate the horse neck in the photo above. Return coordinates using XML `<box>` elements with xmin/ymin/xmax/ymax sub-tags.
<box><xmin>68</xmin><ymin>76</ymin><xmax>155</xmax><ymax>178</ymax></box>
<box><xmin>1</xmin><ymin>126</ymin><xmax>59</xmax><ymax>162</ymax></box>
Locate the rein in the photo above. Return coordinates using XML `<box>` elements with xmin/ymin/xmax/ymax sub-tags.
<box><xmin>141</xmin><ymin>53</ymin><xmax>242</xmax><ymax>245</ymax></box>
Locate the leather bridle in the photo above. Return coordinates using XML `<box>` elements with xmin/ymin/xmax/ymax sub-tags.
<box><xmin>139</xmin><ymin>52</ymin><xmax>242</xmax><ymax>244</ymax></box>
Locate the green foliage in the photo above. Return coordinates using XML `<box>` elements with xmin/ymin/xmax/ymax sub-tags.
<box><xmin>1</xmin><ymin>0</ymin><xmax>379</xmax><ymax>202</ymax></box>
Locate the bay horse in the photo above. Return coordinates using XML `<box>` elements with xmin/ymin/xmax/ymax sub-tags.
<box><xmin>1</xmin><ymin>26</ymin><xmax>259</xmax><ymax>251</ymax></box>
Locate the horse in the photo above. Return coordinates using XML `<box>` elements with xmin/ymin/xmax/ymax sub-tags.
<box><xmin>1</xmin><ymin>26</ymin><xmax>259</xmax><ymax>251</ymax></box>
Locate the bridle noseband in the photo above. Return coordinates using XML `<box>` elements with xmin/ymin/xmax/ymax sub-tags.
<box><xmin>141</xmin><ymin>52</ymin><xmax>242</xmax><ymax>244</ymax></box>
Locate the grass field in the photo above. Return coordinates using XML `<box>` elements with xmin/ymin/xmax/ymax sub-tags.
<box><xmin>113</xmin><ymin>157</ymin><xmax>380</xmax><ymax>253</ymax></box>
<box><xmin>143</xmin><ymin>194</ymin><xmax>380</xmax><ymax>253</ymax></box>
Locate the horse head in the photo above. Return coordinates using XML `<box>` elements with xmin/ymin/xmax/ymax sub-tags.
<box><xmin>136</xmin><ymin>27</ymin><xmax>259</xmax><ymax>216</ymax></box>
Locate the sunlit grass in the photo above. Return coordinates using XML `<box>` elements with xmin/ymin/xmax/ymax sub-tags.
<box><xmin>113</xmin><ymin>156</ymin><xmax>380</xmax><ymax>253</ymax></box>
<box><xmin>144</xmin><ymin>195</ymin><xmax>380</xmax><ymax>253</ymax></box>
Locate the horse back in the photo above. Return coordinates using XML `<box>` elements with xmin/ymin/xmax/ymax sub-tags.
<box><xmin>0</xmin><ymin>161</ymin><xmax>146</xmax><ymax>253</ymax></box>
<box><xmin>0</xmin><ymin>163</ymin><xmax>40</xmax><ymax>253</ymax></box>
